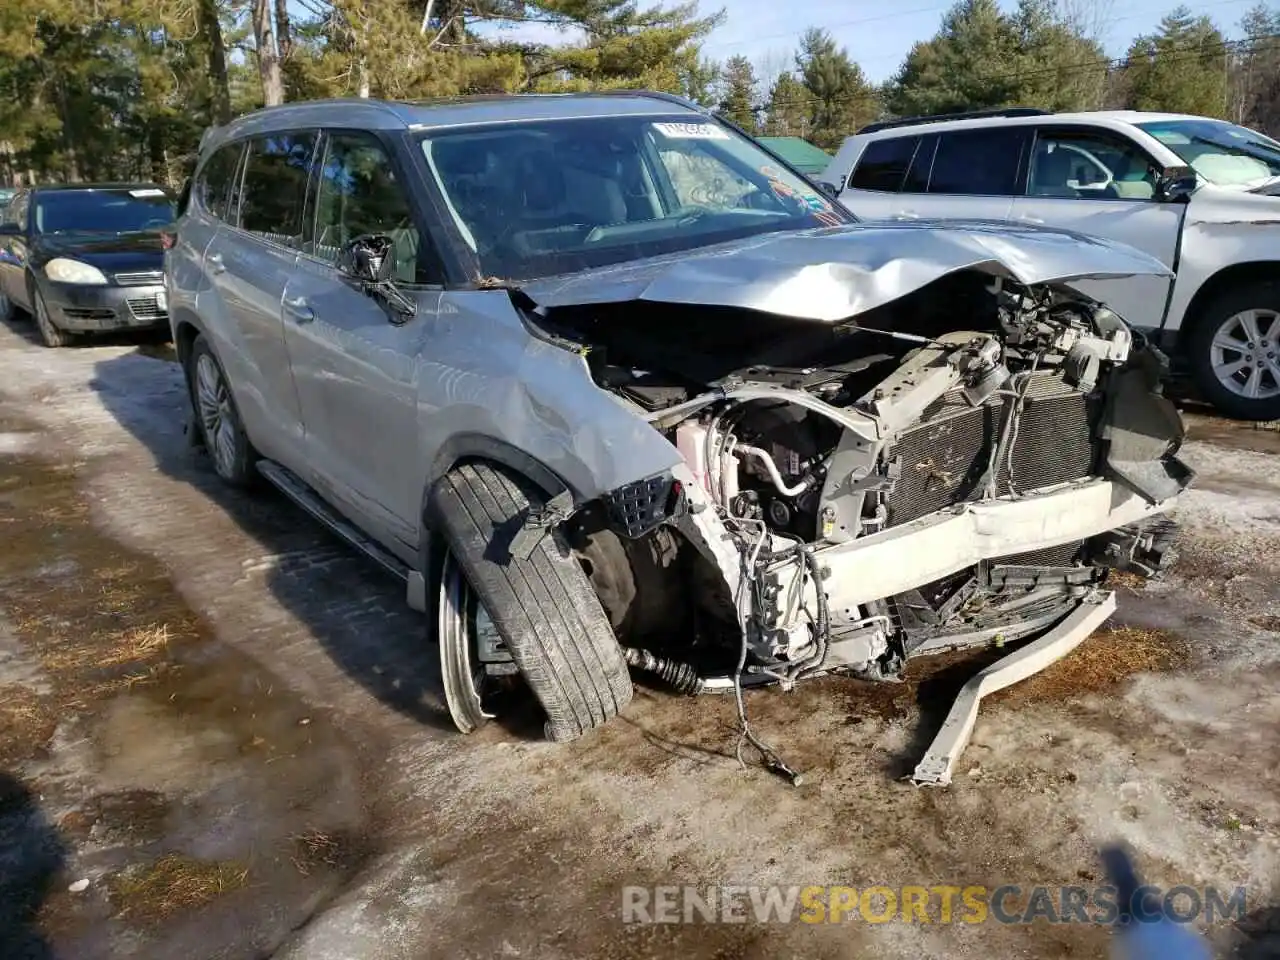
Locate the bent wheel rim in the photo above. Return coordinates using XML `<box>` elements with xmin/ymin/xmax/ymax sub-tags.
<box><xmin>438</xmin><ymin>549</ymin><xmax>499</xmax><ymax>732</ymax></box>
<box><xmin>1210</xmin><ymin>309</ymin><xmax>1280</xmax><ymax>401</ymax></box>
<box><xmin>194</xmin><ymin>353</ymin><xmax>238</xmax><ymax>477</ymax></box>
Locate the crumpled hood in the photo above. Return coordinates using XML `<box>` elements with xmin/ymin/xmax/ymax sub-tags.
<box><xmin>520</xmin><ymin>219</ymin><xmax>1173</xmax><ymax>322</ymax></box>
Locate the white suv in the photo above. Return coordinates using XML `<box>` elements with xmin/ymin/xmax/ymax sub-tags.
<box><xmin>824</xmin><ymin>108</ymin><xmax>1280</xmax><ymax>420</ymax></box>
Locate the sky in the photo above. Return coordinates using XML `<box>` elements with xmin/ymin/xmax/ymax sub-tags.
<box><xmin>474</xmin><ymin>0</ymin><xmax>1263</xmax><ymax>85</ymax></box>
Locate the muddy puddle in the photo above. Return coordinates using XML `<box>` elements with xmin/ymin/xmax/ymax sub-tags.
<box><xmin>0</xmin><ymin>430</ymin><xmax>374</xmax><ymax>959</ymax></box>
<box><xmin>1184</xmin><ymin>412</ymin><xmax>1280</xmax><ymax>455</ymax></box>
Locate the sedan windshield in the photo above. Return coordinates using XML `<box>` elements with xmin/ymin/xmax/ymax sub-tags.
<box><xmin>419</xmin><ymin>115</ymin><xmax>851</xmax><ymax>280</ymax></box>
<box><xmin>34</xmin><ymin>188</ymin><xmax>176</xmax><ymax>234</ymax></box>
<box><xmin>1137</xmin><ymin>118</ymin><xmax>1280</xmax><ymax>188</ymax></box>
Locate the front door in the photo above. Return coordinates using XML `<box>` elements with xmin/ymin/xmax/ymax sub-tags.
<box><xmin>281</xmin><ymin>130</ymin><xmax>434</xmax><ymax>561</ymax></box>
<box><xmin>1010</xmin><ymin>127</ymin><xmax>1184</xmax><ymax>331</ymax></box>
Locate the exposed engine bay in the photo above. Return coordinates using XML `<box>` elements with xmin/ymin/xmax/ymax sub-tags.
<box><xmin>517</xmin><ymin>268</ymin><xmax>1191</xmax><ymax>784</ymax></box>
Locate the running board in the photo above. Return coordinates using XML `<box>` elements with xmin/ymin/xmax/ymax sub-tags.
<box><xmin>256</xmin><ymin>460</ymin><xmax>410</xmax><ymax>584</ymax></box>
<box><xmin>911</xmin><ymin>590</ymin><xmax>1117</xmax><ymax>787</ymax></box>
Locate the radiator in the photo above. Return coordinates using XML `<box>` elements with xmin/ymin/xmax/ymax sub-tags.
<box><xmin>885</xmin><ymin>371</ymin><xmax>1103</xmax><ymax>529</ymax></box>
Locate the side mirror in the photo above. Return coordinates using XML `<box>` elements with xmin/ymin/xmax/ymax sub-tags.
<box><xmin>815</xmin><ymin>180</ymin><xmax>839</xmax><ymax>199</ymax></box>
<box><xmin>1156</xmin><ymin>165</ymin><xmax>1197</xmax><ymax>203</ymax></box>
<box><xmin>336</xmin><ymin>233</ymin><xmax>415</xmax><ymax>321</ymax></box>
<box><xmin>337</xmin><ymin>234</ymin><xmax>396</xmax><ymax>283</ymax></box>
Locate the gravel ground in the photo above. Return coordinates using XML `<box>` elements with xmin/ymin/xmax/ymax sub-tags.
<box><xmin>0</xmin><ymin>315</ymin><xmax>1277</xmax><ymax>960</ymax></box>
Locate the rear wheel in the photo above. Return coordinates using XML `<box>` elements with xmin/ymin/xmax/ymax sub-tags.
<box><xmin>427</xmin><ymin>462</ymin><xmax>632</xmax><ymax>742</ymax></box>
<box><xmin>1187</xmin><ymin>283</ymin><xmax>1280</xmax><ymax>421</ymax></box>
<box><xmin>188</xmin><ymin>335</ymin><xmax>257</xmax><ymax>487</ymax></box>
<box><xmin>32</xmin><ymin>288</ymin><xmax>73</xmax><ymax>348</ymax></box>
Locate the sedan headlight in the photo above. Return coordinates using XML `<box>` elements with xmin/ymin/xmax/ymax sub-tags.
<box><xmin>45</xmin><ymin>258</ymin><xmax>108</xmax><ymax>285</ymax></box>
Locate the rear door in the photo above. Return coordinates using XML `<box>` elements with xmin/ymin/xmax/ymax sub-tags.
<box><xmin>839</xmin><ymin>127</ymin><xmax>1029</xmax><ymax>223</ymax></box>
<box><xmin>1009</xmin><ymin>126</ymin><xmax>1182</xmax><ymax>331</ymax></box>
<box><xmin>205</xmin><ymin>131</ymin><xmax>317</xmax><ymax>469</ymax></box>
<box><xmin>910</xmin><ymin>127</ymin><xmax>1028</xmax><ymax>222</ymax></box>
<box><xmin>281</xmin><ymin>129</ymin><xmax>439</xmax><ymax>561</ymax></box>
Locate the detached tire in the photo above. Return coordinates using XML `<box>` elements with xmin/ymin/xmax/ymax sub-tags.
<box><xmin>1187</xmin><ymin>282</ymin><xmax>1280</xmax><ymax>421</ymax></box>
<box><xmin>428</xmin><ymin>462</ymin><xmax>632</xmax><ymax>742</ymax></box>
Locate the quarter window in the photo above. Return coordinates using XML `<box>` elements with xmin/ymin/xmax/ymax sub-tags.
<box><xmin>850</xmin><ymin>137</ymin><xmax>920</xmax><ymax>192</ymax></box>
<box><xmin>928</xmin><ymin>129</ymin><xmax>1026</xmax><ymax>196</ymax></box>
<box><xmin>238</xmin><ymin>132</ymin><xmax>317</xmax><ymax>244</ymax></box>
<box><xmin>312</xmin><ymin>132</ymin><xmax>420</xmax><ymax>283</ymax></box>
<box><xmin>1028</xmin><ymin>131</ymin><xmax>1160</xmax><ymax>201</ymax></box>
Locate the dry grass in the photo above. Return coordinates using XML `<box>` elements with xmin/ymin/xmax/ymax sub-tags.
<box><xmin>291</xmin><ymin>830</ymin><xmax>343</xmax><ymax>876</ymax></box>
<box><xmin>38</xmin><ymin>623</ymin><xmax>172</xmax><ymax>674</ymax></box>
<box><xmin>1106</xmin><ymin>570</ymin><xmax>1147</xmax><ymax>594</ymax></box>
<box><xmin>0</xmin><ymin>685</ymin><xmax>57</xmax><ymax>763</ymax></box>
<box><xmin>108</xmin><ymin>854</ymin><xmax>248</xmax><ymax>921</ymax></box>
<box><xmin>991</xmin><ymin>625</ymin><xmax>1190</xmax><ymax>706</ymax></box>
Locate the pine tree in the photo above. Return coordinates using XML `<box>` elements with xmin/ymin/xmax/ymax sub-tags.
<box><xmin>718</xmin><ymin>55</ymin><xmax>759</xmax><ymax>133</ymax></box>
<box><xmin>1122</xmin><ymin>6</ymin><xmax>1229</xmax><ymax>118</ymax></box>
<box><xmin>795</xmin><ymin>28</ymin><xmax>878</xmax><ymax>148</ymax></box>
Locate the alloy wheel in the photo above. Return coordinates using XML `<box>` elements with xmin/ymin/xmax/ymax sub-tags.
<box><xmin>1209</xmin><ymin>309</ymin><xmax>1280</xmax><ymax>401</ymax></box>
<box><xmin>194</xmin><ymin>353</ymin><xmax>239</xmax><ymax>478</ymax></box>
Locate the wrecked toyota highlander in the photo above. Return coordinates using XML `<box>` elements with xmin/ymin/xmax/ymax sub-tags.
<box><xmin>167</xmin><ymin>93</ymin><xmax>1191</xmax><ymax>785</ymax></box>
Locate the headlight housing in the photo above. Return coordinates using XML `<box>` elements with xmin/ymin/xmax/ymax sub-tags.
<box><xmin>45</xmin><ymin>258</ymin><xmax>108</xmax><ymax>285</ymax></box>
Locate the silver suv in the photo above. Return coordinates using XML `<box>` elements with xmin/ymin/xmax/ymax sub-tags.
<box><xmin>166</xmin><ymin>93</ymin><xmax>1191</xmax><ymax>785</ymax></box>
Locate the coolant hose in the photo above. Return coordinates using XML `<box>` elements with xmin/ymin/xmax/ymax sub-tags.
<box><xmin>737</xmin><ymin>445</ymin><xmax>811</xmax><ymax>497</ymax></box>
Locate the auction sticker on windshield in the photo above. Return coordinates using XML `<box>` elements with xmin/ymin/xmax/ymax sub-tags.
<box><xmin>129</xmin><ymin>188</ymin><xmax>167</xmax><ymax>197</ymax></box>
<box><xmin>653</xmin><ymin>122</ymin><xmax>730</xmax><ymax>140</ymax></box>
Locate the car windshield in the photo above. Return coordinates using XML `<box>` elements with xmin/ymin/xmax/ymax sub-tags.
<box><xmin>418</xmin><ymin>114</ymin><xmax>851</xmax><ymax>280</ymax></box>
<box><xmin>33</xmin><ymin>188</ymin><xmax>176</xmax><ymax>234</ymax></box>
<box><xmin>1137</xmin><ymin>118</ymin><xmax>1280</xmax><ymax>188</ymax></box>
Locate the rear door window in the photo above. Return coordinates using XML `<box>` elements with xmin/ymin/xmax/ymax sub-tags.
<box><xmin>197</xmin><ymin>142</ymin><xmax>243</xmax><ymax>221</ymax></box>
<box><xmin>238</xmin><ymin>132</ymin><xmax>318</xmax><ymax>246</ymax></box>
<box><xmin>928</xmin><ymin>128</ymin><xmax>1028</xmax><ymax>196</ymax></box>
<box><xmin>849</xmin><ymin>137</ymin><xmax>920</xmax><ymax>192</ymax></box>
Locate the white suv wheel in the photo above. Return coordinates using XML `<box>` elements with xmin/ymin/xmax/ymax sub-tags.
<box><xmin>1209</xmin><ymin>308</ymin><xmax>1280</xmax><ymax>401</ymax></box>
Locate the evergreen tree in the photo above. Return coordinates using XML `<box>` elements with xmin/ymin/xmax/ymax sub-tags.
<box><xmin>718</xmin><ymin>55</ymin><xmax>759</xmax><ymax>133</ymax></box>
<box><xmin>795</xmin><ymin>28</ymin><xmax>878</xmax><ymax>148</ymax></box>
<box><xmin>1122</xmin><ymin>6</ymin><xmax>1229</xmax><ymax>118</ymax></box>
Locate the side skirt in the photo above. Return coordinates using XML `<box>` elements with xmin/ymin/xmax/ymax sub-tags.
<box><xmin>256</xmin><ymin>459</ymin><xmax>413</xmax><ymax>590</ymax></box>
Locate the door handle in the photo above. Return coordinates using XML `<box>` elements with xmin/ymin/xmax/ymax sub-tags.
<box><xmin>207</xmin><ymin>252</ymin><xmax>225</xmax><ymax>274</ymax></box>
<box><xmin>283</xmin><ymin>295</ymin><xmax>314</xmax><ymax>323</ymax></box>
<box><xmin>896</xmin><ymin>211</ymin><xmax>920</xmax><ymax>219</ymax></box>
<box><xmin>1017</xmin><ymin>214</ymin><xmax>1045</xmax><ymax>224</ymax></box>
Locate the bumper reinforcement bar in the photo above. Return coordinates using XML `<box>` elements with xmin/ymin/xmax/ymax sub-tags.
<box><xmin>911</xmin><ymin>590</ymin><xmax>1117</xmax><ymax>786</ymax></box>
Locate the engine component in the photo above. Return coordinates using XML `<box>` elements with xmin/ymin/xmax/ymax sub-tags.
<box><xmin>738</xmin><ymin>444</ymin><xmax>811</xmax><ymax>497</ymax></box>
<box><xmin>766</xmin><ymin>498</ymin><xmax>791</xmax><ymax>529</ymax></box>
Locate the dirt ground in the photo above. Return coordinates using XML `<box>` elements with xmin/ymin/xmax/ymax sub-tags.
<box><xmin>0</xmin><ymin>315</ymin><xmax>1278</xmax><ymax>960</ymax></box>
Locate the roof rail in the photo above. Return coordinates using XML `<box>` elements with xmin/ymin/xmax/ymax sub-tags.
<box><xmin>857</xmin><ymin>107</ymin><xmax>1049</xmax><ymax>135</ymax></box>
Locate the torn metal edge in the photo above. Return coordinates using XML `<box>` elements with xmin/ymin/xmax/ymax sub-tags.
<box><xmin>910</xmin><ymin>590</ymin><xmax>1118</xmax><ymax>786</ymax></box>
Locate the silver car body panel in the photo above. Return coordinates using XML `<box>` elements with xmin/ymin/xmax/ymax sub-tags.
<box><xmin>169</xmin><ymin>93</ymin><xmax>1190</xmax><ymax>780</ymax></box>
<box><xmin>519</xmin><ymin>221</ymin><xmax>1173</xmax><ymax>322</ymax></box>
